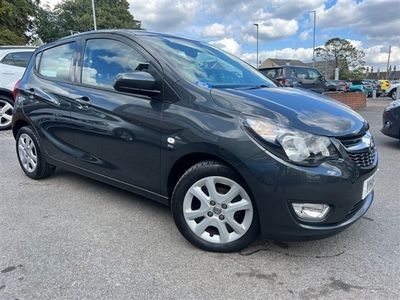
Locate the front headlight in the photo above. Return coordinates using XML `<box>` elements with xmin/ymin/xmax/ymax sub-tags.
<box><xmin>385</xmin><ymin>100</ymin><xmax>400</xmax><ymax>111</ymax></box>
<box><xmin>243</xmin><ymin>115</ymin><xmax>339</xmax><ymax>166</ymax></box>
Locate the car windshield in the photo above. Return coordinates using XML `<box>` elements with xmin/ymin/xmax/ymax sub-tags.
<box><xmin>142</xmin><ymin>35</ymin><xmax>276</xmax><ymax>89</ymax></box>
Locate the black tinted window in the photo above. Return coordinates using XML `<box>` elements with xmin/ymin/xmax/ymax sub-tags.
<box><xmin>82</xmin><ymin>39</ymin><xmax>148</xmax><ymax>89</ymax></box>
<box><xmin>1</xmin><ymin>51</ymin><xmax>33</xmax><ymax>68</ymax></box>
<box><xmin>38</xmin><ymin>43</ymin><xmax>75</xmax><ymax>81</ymax></box>
<box><xmin>261</xmin><ymin>68</ymin><xmax>282</xmax><ymax>78</ymax></box>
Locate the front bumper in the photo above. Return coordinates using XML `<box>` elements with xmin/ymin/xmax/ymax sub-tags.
<box><xmin>381</xmin><ymin>110</ymin><xmax>400</xmax><ymax>139</ymax></box>
<box><xmin>238</xmin><ymin>149</ymin><xmax>378</xmax><ymax>241</ymax></box>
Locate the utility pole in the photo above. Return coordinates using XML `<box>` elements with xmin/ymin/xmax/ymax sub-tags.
<box><xmin>91</xmin><ymin>0</ymin><xmax>97</xmax><ymax>30</ymax></box>
<box><xmin>254</xmin><ymin>24</ymin><xmax>259</xmax><ymax>68</ymax></box>
<box><xmin>311</xmin><ymin>10</ymin><xmax>316</xmax><ymax>68</ymax></box>
<box><xmin>386</xmin><ymin>45</ymin><xmax>391</xmax><ymax>79</ymax></box>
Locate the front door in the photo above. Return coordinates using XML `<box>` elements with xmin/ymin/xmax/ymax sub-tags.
<box><xmin>68</xmin><ymin>36</ymin><xmax>163</xmax><ymax>193</ymax></box>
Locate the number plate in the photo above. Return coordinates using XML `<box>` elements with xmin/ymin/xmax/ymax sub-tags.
<box><xmin>362</xmin><ymin>172</ymin><xmax>376</xmax><ymax>199</ymax></box>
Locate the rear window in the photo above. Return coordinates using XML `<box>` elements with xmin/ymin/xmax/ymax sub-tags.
<box><xmin>260</xmin><ymin>68</ymin><xmax>283</xmax><ymax>78</ymax></box>
<box><xmin>1</xmin><ymin>51</ymin><xmax>33</xmax><ymax>68</ymax></box>
<box><xmin>38</xmin><ymin>43</ymin><xmax>75</xmax><ymax>82</ymax></box>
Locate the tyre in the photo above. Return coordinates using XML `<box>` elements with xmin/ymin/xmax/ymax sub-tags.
<box><xmin>171</xmin><ymin>161</ymin><xmax>259</xmax><ymax>252</ymax></box>
<box><xmin>0</xmin><ymin>96</ymin><xmax>14</xmax><ymax>130</ymax></box>
<box><xmin>16</xmin><ymin>126</ymin><xmax>55</xmax><ymax>179</ymax></box>
<box><xmin>391</xmin><ymin>90</ymin><xmax>398</xmax><ymax>101</ymax></box>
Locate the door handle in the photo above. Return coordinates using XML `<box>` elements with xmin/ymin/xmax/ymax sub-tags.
<box><xmin>75</xmin><ymin>96</ymin><xmax>91</xmax><ymax>107</ymax></box>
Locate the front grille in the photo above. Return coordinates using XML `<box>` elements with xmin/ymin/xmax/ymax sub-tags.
<box><xmin>347</xmin><ymin>149</ymin><xmax>376</xmax><ymax>168</ymax></box>
<box><xmin>338</xmin><ymin>131</ymin><xmax>376</xmax><ymax>168</ymax></box>
<box><xmin>338</xmin><ymin>135</ymin><xmax>363</xmax><ymax>148</ymax></box>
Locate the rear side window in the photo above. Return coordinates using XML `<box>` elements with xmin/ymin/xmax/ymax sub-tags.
<box><xmin>38</xmin><ymin>43</ymin><xmax>75</xmax><ymax>82</ymax></box>
<box><xmin>82</xmin><ymin>39</ymin><xmax>148</xmax><ymax>89</ymax></box>
<box><xmin>1</xmin><ymin>51</ymin><xmax>33</xmax><ymax>68</ymax></box>
<box><xmin>261</xmin><ymin>68</ymin><xmax>282</xmax><ymax>78</ymax></box>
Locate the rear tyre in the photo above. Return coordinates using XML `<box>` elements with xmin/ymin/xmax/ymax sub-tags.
<box><xmin>171</xmin><ymin>161</ymin><xmax>259</xmax><ymax>252</ymax></box>
<box><xmin>0</xmin><ymin>96</ymin><xmax>13</xmax><ymax>131</ymax></box>
<box><xmin>16</xmin><ymin>126</ymin><xmax>55</xmax><ymax>179</ymax></box>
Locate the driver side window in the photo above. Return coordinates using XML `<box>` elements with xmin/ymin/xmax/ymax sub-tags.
<box><xmin>82</xmin><ymin>39</ymin><xmax>148</xmax><ymax>89</ymax></box>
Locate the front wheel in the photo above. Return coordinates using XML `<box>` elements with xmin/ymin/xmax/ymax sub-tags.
<box><xmin>171</xmin><ymin>161</ymin><xmax>259</xmax><ymax>252</ymax></box>
<box><xmin>391</xmin><ymin>90</ymin><xmax>398</xmax><ymax>101</ymax></box>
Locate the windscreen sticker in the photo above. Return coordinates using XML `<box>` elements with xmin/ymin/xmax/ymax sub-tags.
<box><xmin>197</xmin><ymin>81</ymin><xmax>211</xmax><ymax>89</ymax></box>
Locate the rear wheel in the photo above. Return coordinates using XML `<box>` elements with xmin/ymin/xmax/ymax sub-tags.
<box><xmin>16</xmin><ymin>126</ymin><xmax>55</xmax><ymax>179</ymax></box>
<box><xmin>0</xmin><ymin>96</ymin><xmax>13</xmax><ymax>130</ymax></box>
<box><xmin>171</xmin><ymin>161</ymin><xmax>259</xmax><ymax>252</ymax></box>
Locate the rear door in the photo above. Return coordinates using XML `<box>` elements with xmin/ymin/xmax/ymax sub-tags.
<box><xmin>21</xmin><ymin>42</ymin><xmax>78</xmax><ymax>164</ymax></box>
<box><xmin>293</xmin><ymin>67</ymin><xmax>325</xmax><ymax>93</ymax></box>
<box><xmin>67</xmin><ymin>34</ymin><xmax>164</xmax><ymax>193</ymax></box>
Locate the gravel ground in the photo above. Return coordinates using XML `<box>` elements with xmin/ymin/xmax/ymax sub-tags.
<box><xmin>0</xmin><ymin>97</ymin><xmax>399</xmax><ymax>299</ymax></box>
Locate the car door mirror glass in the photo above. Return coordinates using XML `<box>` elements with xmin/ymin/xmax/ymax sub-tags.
<box><xmin>114</xmin><ymin>71</ymin><xmax>160</xmax><ymax>96</ymax></box>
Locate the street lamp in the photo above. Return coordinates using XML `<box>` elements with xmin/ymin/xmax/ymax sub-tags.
<box><xmin>311</xmin><ymin>10</ymin><xmax>316</xmax><ymax>68</ymax></box>
<box><xmin>254</xmin><ymin>23</ymin><xmax>259</xmax><ymax>68</ymax></box>
<box><xmin>91</xmin><ymin>0</ymin><xmax>97</xmax><ymax>30</ymax></box>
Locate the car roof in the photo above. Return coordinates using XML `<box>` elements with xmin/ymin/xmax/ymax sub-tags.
<box><xmin>0</xmin><ymin>46</ymin><xmax>36</xmax><ymax>50</ymax></box>
<box><xmin>57</xmin><ymin>29</ymin><xmax>196</xmax><ymax>43</ymax></box>
<box><xmin>259</xmin><ymin>65</ymin><xmax>316</xmax><ymax>70</ymax></box>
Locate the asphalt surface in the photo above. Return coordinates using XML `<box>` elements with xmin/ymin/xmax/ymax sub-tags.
<box><xmin>0</xmin><ymin>98</ymin><xmax>399</xmax><ymax>299</ymax></box>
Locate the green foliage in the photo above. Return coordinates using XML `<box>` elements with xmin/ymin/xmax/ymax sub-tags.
<box><xmin>0</xmin><ymin>0</ymin><xmax>38</xmax><ymax>45</ymax></box>
<box><xmin>36</xmin><ymin>0</ymin><xmax>142</xmax><ymax>43</ymax></box>
<box><xmin>340</xmin><ymin>68</ymin><xmax>366</xmax><ymax>81</ymax></box>
<box><xmin>315</xmin><ymin>38</ymin><xmax>365</xmax><ymax>74</ymax></box>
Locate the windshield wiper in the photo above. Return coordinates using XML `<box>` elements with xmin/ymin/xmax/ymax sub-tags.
<box><xmin>235</xmin><ymin>84</ymin><xmax>270</xmax><ymax>90</ymax></box>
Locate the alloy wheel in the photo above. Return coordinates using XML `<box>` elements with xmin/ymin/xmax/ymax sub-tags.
<box><xmin>18</xmin><ymin>133</ymin><xmax>38</xmax><ymax>173</ymax></box>
<box><xmin>183</xmin><ymin>176</ymin><xmax>253</xmax><ymax>244</ymax></box>
<box><xmin>0</xmin><ymin>100</ymin><xmax>13</xmax><ymax>129</ymax></box>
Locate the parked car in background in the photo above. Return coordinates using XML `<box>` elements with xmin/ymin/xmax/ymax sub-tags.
<box><xmin>0</xmin><ymin>46</ymin><xmax>35</xmax><ymax>130</ymax></box>
<box><xmin>259</xmin><ymin>65</ymin><xmax>336</xmax><ymax>93</ymax></box>
<box><xmin>363</xmin><ymin>79</ymin><xmax>382</xmax><ymax>97</ymax></box>
<box><xmin>326</xmin><ymin>80</ymin><xmax>349</xmax><ymax>92</ymax></box>
<box><xmin>349</xmin><ymin>80</ymin><xmax>373</xmax><ymax>96</ymax></box>
<box><xmin>382</xmin><ymin>100</ymin><xmax>400</xmax><ymax>139</ymax></box>
<box><xmin>379</xmin><ymin>80</ymin><xmax>390</xmax><ymax>93</ymax></box>
<box><xmin>386</xmin><ymin>82</ymin><xmax>400</xmax><ymax>100</ymax></box>
<box><xmin>12</xmin><ymin>30</ymin><xmax>377</xmax><ymax>252</ymax></box>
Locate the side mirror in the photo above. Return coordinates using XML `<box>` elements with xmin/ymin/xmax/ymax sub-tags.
<box><xmin>114</xmin><ymin>71</ymin><xmax>160</xmax><ymax>96</ymax></box>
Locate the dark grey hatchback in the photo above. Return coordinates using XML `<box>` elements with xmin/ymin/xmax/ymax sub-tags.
<box><xmin>12</xmin><ymin>30</ymin><xmax>378</xmax><ymax>252</ymax></box>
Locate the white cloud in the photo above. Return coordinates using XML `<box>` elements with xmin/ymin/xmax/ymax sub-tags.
<box><xmin>299</xmin><ymin>30</ymin><xmax>311</xmax><ymax>41</ymax></box>
<box><xmin>210</xmin><ymin>38</ymin><xmax>241</xmax><ymax>56</ymax></box>
<box><xmin>315</xmin><ymin>0</ymin><xmax>400</xmax><ymax>42</ymax></box>
<box><xmin>244</xmin><ymin>18</ymin><xmax>299</xmax><ymax>42</ymax></box>
<box><xmin>242</xmin><ymin>47</ymin><xmax>314</xmax><ymax>66</ymax></box>
<box><xmin>129</xmin><ymin>0</ymin><xmax>199</xmax><ymax>31</ymax></box>
<box><xmin>202</xmin><ymin>23</ymin><xmax>226</xmax><ymax>37</ymax></box>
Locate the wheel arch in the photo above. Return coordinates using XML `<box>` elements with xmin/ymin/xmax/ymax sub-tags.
<box><xmin>166</xmin><ymin>152</ymin><xmax>250</xmax><ymax>200</ymax></box>
<box><xmin>0</xmin><ymin>88</ymin><xmax>13</xmax><ymax>100</ymax></box>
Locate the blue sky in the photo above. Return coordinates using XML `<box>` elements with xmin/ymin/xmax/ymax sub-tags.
<box><xmin>44</xmin><ymin>0</ymin><xmax>400</xmax><ymax>68</ymax></box>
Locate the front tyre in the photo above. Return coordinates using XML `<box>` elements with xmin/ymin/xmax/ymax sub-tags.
<box><xmin>171</xmin><ymin>161</ymin><xmax>259</xmax><ymax>252</ymax></box>
<box><xmin>16</xmin><ymin>126</ymin><xmax>55</xmax><ymax>179</ymax></box>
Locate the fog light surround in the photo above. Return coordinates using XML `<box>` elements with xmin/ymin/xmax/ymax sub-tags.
<box><xmin>292</xmin><ymin>203</ymin><xmax>330</xmax><ymax>221</ymax></box>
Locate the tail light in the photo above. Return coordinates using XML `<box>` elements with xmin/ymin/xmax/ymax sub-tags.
<box><xmin>12</xmin><ymin>79</ymin><xmax>21</xmax><ymax>101</ymax></box>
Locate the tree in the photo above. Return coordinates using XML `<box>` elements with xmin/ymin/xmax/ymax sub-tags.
<box><xmin>0</xmin><ymin>0</ymin><xmax>39</xmax><ymax>45</ymax></box>
<box><xmin>36</xmin><ymin>0</ymin><xmax>141</xmax><ymax>43</ymax></box>
<box><xmin>315</xmin><ymin>38</ymin><xmax>365</xmax><ymax>79</ymax></box>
